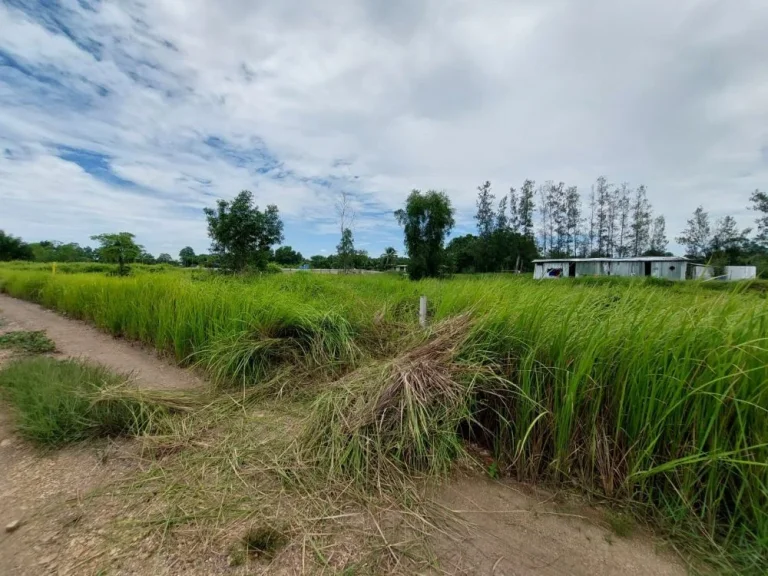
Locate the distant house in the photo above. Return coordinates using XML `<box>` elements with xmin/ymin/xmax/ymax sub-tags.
<box><xmin>533</xmin><ymin>256</ymin><xmax>690</xmax><ymax>280</ymax></box>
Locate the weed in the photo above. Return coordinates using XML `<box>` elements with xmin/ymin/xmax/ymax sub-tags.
<box><xmin>606</xmin><ymin>511</ymin><xmax>634</xmax><ymax>538</ymax></box>
<box><xmin>0</xmin><ymin>356</ymin><xmax>193</xmax><ymax>446</ymax></box>
<box><xmin>0</xmin><ymin>330</ymin><xmax>56</xmax><ymax>353</ymax></box>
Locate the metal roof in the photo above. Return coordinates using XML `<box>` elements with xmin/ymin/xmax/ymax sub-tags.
<box><xmin>532</xmin><ymin>256</ymin><xmax>689</xmax><ymax>263</ymax></box>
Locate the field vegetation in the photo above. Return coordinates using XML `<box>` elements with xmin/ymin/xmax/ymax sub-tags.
<box><xmin>0</xmin><ymin>264</ymin><xmax>766</xmax><ymax>573</ymax></box>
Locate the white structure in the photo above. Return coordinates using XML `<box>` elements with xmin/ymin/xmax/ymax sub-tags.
<box><xmin>725</xmin><ymin>266</ymin><xmax>757</xmax><ymax>281</ymax></box>
<box><xmin>690</xmin><ymin>264</ymin><xmax>714</xmax><ymax>280</ymax></box>
<box><xmin>533</xmin><ymin>257</ymin><xmax>689</xmax><ymax>280</ymax></box>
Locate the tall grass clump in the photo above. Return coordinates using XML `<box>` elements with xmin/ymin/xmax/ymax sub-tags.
<box><xmin>0</xmin><ymin>357</ymin><xmax>188</xmax><ymax>446</ymax></box>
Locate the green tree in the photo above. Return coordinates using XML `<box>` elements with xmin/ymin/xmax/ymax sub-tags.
<box><xmin>676</xmin><ymin>206</ymin><xmax>711</xmax><ymax>260</ymax></box>
<box><xmin>0</xmin><ymin>230</ymin><xmax>33</xmax><ymax>261</ymax></box>
<box><xmin>156</xmin><ymin>253</ymin><xmax>174</xmax><ymax>264</ymax></box>
<box><xmin>395</xmin><ymin>190</ymin><xmax>455</xmax><ymax>280</ymax></box>
<box><xmin>749</xmin><ymin>189</ymin><xmax>768</xmax><ymax>245</ymax></box>
<box><xmin>337</xmin><ymin>228</ymin><xmax>355</xmax><ymax>271</ymax></box>
<box><xmin>203</xmin><ymin>190</ymin><xmax>284</xmax><ymax>272</ymax></box>
<box><xmin>380</xmin><ymin>246</ymin><xmax>398</xmax><ymax>269</ymax></box>
<box><xmin>475</xmin><ymin>181</ymin><xmax>495</xmax><ymax>239</ymax></box>
<box><xmin>273</xmin><ymin>245</ymin><xmax>303</xmax><ymax>266</ymax></box>
<box><xmin>90</xmin><ymin>232</ymin><xmax>142</xmax><ymax>275</ymax></box>
<box><xmin>518</xmin><ymin>179</ymin><xmax>536</xmax><ymax>238</ymax></box>
<box><xmin>646</xmin><ymin>215</ymin><xmax>669</xmax><ymax>255</ymax></box>
<box><xmin>179</xmin><ymin>246</ymin><xmax>196</xmax><ymax>267</ymax></box>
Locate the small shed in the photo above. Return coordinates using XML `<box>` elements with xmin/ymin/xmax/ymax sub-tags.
<box><xmin>533</xmin><ymin>256</ymin><xmax>689</xmax><ymax>280</ymax></box>
<box><xmin>725</xmin><ymin>266</ymin><xmax>757</xmax><ymax>281</ymax></box>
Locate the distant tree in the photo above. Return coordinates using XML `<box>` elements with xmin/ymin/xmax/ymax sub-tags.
<box><xmin>549</xmin><ymin>182</ymin><xmax>567</xmax><ymax>256</ymax></box>
<box><xmin>90</xmin><ymin>232</ymin><xmax>142</xmax><ymax>275</ymax></box>
<box><xmin>518</xmin><ymin>180</ymin><xmax>536</xmax><ymax>239</ymax></box>
<box><xmin>629</xmin><ymin>185</ymin><xmax>652</xmax><ymax>256</ymax></box>
<box><xmin>395</xmin><ymin>190</ymin><xmax>455</xmax><ymax>280</ymax></box>
<box><xmin>676</xmin><ymin>206</ymin><xmax>711</xmax><ymax>260</ymax></box>
<box><xmin>445</xmin><ymin>234</ymin><xmax>478</xmax><ymax>273</ymax></box>
<box><xmin>475</xmin><ymin>181</ymin><xmax>496</xmax><ymax>239</ymax></box>
<box><xmin>537</xmin><ymin>183</ymin><xmax>551</xmax><ymax>255</ymax></box>
<box><xmin>594</xmin><ymin>176</ymin><xmax>612</xmax><ymax>256</ymax></box>
<box><xmin>710</xmin><ymin>215</ymin><xmax>751</xmax><ymax>256</ymax></box>
<box><xmin>0</xmin><ymin>230</ymin><xmax>33</xmax><ymax>261</ymax></box>
<box><xmin>310</xmin><ymin>255</ymin><xmax>330</xmax><ymax>269</ymax></box>
<box><xmin>337</xmin><ymin>228</ymin><xmax>355</xmax><ymax>271</ymax></box>
<box><xmin>273</xmin><ymin>245</ymin><xmax>304</xmax><ymax>266</ymax></box>
<box><xmin>203</xmin><ymin>190</ymin><xmax>284</xmax><ymax>272</ymax></box>
<box><xmin>136</xmin><ymin>251</ymin><xmax>156</xmax><ymax>265</ymax></box>
<box><xmin>749</xmin><ymin>189</ymin><xmax>768</xmax><ymax>246</ymax></box>
<box><xmin>564</xmin><ymin>185</ymin><xmax>581</xmax><ymax>256</ymax></box>
<box><xmin>156</xmin><ymin>253</ymin><xmax>174</xmax><ymax>264</ymax></box>
<box><xmin>586</xmin><ymin>188</ymin><xmax>596</xmax><ymax>256</ymax></box>
<box><xmin>508</xmin><ymin>187</ymin><xmax>519</xmax><ymax>232</ymax></box>
<box><xmin>380</xmin><ymin>247</ymin><xmax>398</xmax><ymax>269</ymax></box>
<box><xmin>495</xmin><ymin>196</ymin><xmax>509</xmax><ymax>231</ymax></box>
<box><xmin>179</xmin><ymin>246</ymin><xmax>196</xmax><ymax>267</ymax></box>
<box><xmin>647</xmin><ymin>216</ymin><xmax>669</xmax><ymax>255</ymax></box>
<box><xmin>615</xmin><ymin>184</ymin><xmax>632</xmax><ymax>257</ymax></box>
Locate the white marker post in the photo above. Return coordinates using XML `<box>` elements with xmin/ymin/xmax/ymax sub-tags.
<box><xmin>419</xmin><ymin>295</ymin><xmax>427</xmax><ymax>328</ymax></box>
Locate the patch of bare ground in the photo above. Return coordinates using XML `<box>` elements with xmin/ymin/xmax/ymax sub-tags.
<box><xmin>434</xmin><ymin>475</ymin><xmax>688</xmax><ymax>576</ymax></box>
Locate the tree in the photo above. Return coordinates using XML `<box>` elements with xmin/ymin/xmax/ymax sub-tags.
<box><xmin>156</xmin><ymin>253</ymin><xmax>174</xmax><ymax>264</ymax></box>
<box><xmin>0</xmin><ymin>230</ymin><xmax>33</xmax><ymax>261</ymax></box>
<box><xmin>518</xmin><ymin>180</ymin><xmax>536</xmax><ymax>238</ymax></box>
<box><xmin>380</xmin><ymin>247</ymin><xmax>398</xmax><ymax>269</ymax></box>
<box><xmin>676</xmin><ymin>206</ymin><xmax>711</xmax><ymax>259</ymax></box>
<box><xmin>615</xmin><ymin>184</ymin><xmax>632</xmax><ymax>257</ymax></box>
<box><xmin>508</xmin><ymin>187</ymin><xmax>519</xmax><ymax>232</ymax></box>
<box><xmin>395</xmin><ymin>190</ymin><xmax>455</xmax><ymax>280</ymax></box>
<box><xmin>594</xmin><ymin>176</ymin><xmax>612</xmax><ymax>256</ymax></box>
<box><xmin>179</xmin><ymin>246</ymin><xmax>196</xmax><ymax>267</ymax></box>
<box><xmin>273</xmin><ymin>246</ymin><xmax>304</xmax><ymax>266</ymax></box>
<box><xmin>475</xmin><ymin>181</ymin><xmax>495</xmax><ymax>239</ymax></box>
<box><xmin>629</xmin><ymin>185</ymin><xmax>652</xmax><ymax>256</ymax></box>
<box><xmin>90</xmin><ymin>232</ymin><xmax>142</xmax><ymax>275</ymax></box>
<box><xmin>564</xmin><ymin>185</ymin><xmax>581</xmax><ymax>257</ymax></box>
<box><xmin>337</xmin><ymin>228</ymin><xmax>355</xmax><ymax>271</ymax></box>
<box><xmin>586</xmin><ymin>188</ymin><xmax>596</xmax><ymax>256</ymax></box>
<box><xmin>749</xmin><ymin>189</ymin><xmax>768</xmax><ymax>246</ymax></box>
<box><xmin>203</xmin><ymin>190</ymin><xmax>284</xmax><ymax>272</ymax></box>
<box><xmin>647</xmin><ymin>216</ymin><xmax>669</xmax><ymax>255</ymax></box>
<box><xmin>495</xmin><ymin>196</ymin><xmax>509</xmax><ymax>231</ymax></box>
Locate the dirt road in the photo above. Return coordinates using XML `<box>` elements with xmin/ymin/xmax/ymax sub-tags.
<box><xmin>0</xmin><ymin>293</ymin><xmax>202</xmax><ymax>390</ymax></box>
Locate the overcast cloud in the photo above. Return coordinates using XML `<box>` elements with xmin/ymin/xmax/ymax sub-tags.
<box><xmin>1</xmin><ymin>0</ymin><xmax>767</xmax><ymax>256</ymax></box>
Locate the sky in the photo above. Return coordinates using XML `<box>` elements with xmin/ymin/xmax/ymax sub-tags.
<box><xmin>1</xmin><ymin>0</ymin><xmax>767</xmax><ymax>258</ymax></box>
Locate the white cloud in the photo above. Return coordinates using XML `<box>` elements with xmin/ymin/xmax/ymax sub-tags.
<box><xmin>1</xmin><ymin>0</ymin><xmax>767</xmax><ymax>256</ymax></box>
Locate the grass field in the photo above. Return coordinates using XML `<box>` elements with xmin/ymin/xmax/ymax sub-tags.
<box><xmin>0</xmin><ymin>263</ymin><xmax>766</xmax><ymax>572</ymax></box>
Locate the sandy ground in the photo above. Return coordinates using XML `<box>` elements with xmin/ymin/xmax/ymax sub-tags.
<box><xmin>0</xmin><ymin>295</ymin><xmax>689</xmax><ymax>575</ymax></box>
<box><xmin>0</xmin><ymin>293</ymin><xmax>203</xmax><ymax>390</ymax></box>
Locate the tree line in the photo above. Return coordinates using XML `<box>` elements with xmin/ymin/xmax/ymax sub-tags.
<box><xmin>2</xmin><ymin>185</ymin><xmax>767</xmax><ymax>279</ymax></box>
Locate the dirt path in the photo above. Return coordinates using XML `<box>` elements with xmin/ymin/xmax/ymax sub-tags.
<box><xmin>0</xmin><ymin>294</ymin><xmax>203</xmax><ymax>390</ymax></box>
<box><xmin>0</xmin><ymin>295</ymin><xmax>204</xmax><ymax>575</ymax></box>
<box><xmin>436</xmin><ymin>476</ymin><xmax>687</xmax><ymax>576</ymax></box>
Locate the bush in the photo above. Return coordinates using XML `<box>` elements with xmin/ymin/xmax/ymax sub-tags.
<box><xmin>0</xmin><ymin>357</ymin><xmax>179</xmax><ymax>446</ymax></box>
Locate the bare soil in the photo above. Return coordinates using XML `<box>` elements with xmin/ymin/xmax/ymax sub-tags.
<box><xmin>0</xmin><ymin>295</ymin><xmax>690</xmax><ymax>575</ymax></box>
<box><xmin>0</xmin><ymin>293</ymin><xmax>203</xmax><ymax>390</ymax></box>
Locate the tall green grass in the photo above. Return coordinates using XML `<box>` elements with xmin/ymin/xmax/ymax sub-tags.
<box><xmin>0</xmin><ymin>266</ymin><xmax>766</xmax><ymax>570</ymax></box>
<box><xmin>0</xmin><ymin>357</ymin><xmax>184</xmax><ymax>446</ymax></box>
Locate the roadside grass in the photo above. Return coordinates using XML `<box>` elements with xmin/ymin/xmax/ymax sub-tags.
<box><xmin>0</xmin><ymin>266</ymin><xmax>766</xmax><ymax>573</ymax></box>
<box><xmin>0</xmin><ymin>330</ymin><xmax>56</xmax><ymax>353</ymax></box>
<box><xmin>0</xmin><ymin>356</ymin><xmax>195</xmax><ymax>446</ymax></box>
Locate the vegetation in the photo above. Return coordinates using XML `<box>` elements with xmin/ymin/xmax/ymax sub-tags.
<box><xmin>0</xmin><ymin>356</ymin><xmax>187</xmax><ymax>446</ymax></box>
<box><xmin>0</xmin><ymin>265</ymin><xmax>766</xmax><ymax>572</ymax></box>
<box><xmin>395</xmin><ymin>189</ymin><xmax>455</xmax><ymax>280</ymax></box>
<box><xmin>204</xmin><ymin>190</ymin><xmax>284</xmax><ymax>272</ymax></box>
<box><xmin>0</xmin><ymin>330</ymin><xmax>56</xmax><ymax>354</ymax></box>
<box><xmin>90</xmin><ymin>232</ymin><xmax>142</xmax><ymax>276</ymax></box>
<box><xmin>0</xmin><ymin>230</ymin><xmax>34</xmax><ymax>261</ymax></box>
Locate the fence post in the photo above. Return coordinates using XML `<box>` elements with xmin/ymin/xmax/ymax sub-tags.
<box><xmin>419</xmin><ymin>295</ymin><xmax>427</xmax><ymax>328</ymax></box>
